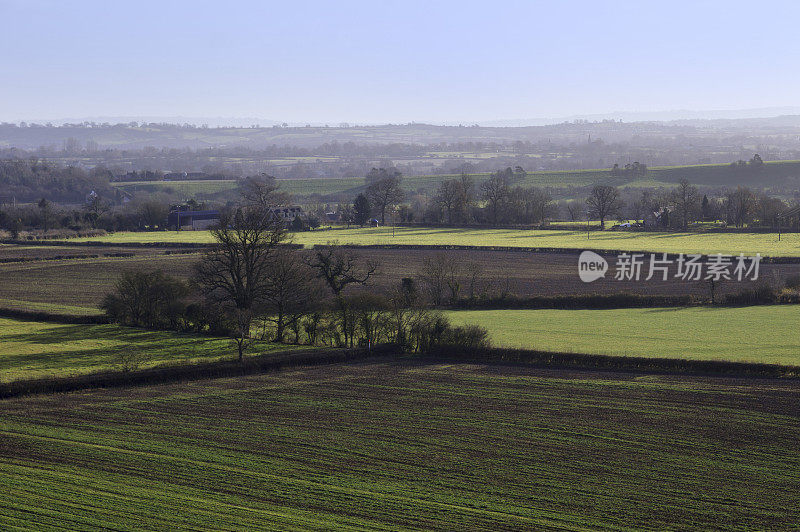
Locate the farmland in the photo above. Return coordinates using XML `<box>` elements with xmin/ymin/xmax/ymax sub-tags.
<box><xmin>64</xmin><ymin>225</ymin><xmax>800</xmax><ymax>257</ymax></box>
<box><xmin>2</xmin><ymin>246</ymin><xmax>797</xmax><ymax>314</ymax></box>
<box><xmin>0</xmin><ymin>317</ymin><xmax>295</xmax><ymax>382</ymax></box>
<box><xmin>0</xmin><ymin>361</ymin><xmax>797</xmax><ymax>529</ymax></box>
<box><xmin>107</xmin><ymin>159</ymin><xmax>800</xmax><ymax>201</ymax></box>
<box><xmin>447</xmin><ymin>306</ymin><xmax>800</xmax><ymax>365</ymax></box>
<box><xmin>0</xmin><ymin>253</ymin><xmax>197</xmax><ymax>310</ymax></box>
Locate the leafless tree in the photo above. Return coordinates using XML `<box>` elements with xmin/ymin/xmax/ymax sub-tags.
<box><xmin>724</xmin><ymin>186</ymin><xmax>756</xmax><ymax>228</ymax></box>
<box><xmin>307</xmin><ymin>245</ymin><xmax>378</xmax><ymax>347</ymax></box>
<box><xmin>510</xmin><ymin>186</ymin><xmax>552</xmax><ymax>224</ymax></box>
<box><xmin>240</xmin><ymin>173</ymin><xmax>290</xmax><ymax>209</ymax></box>
<box><xmin>193</xmin><ymin>208</ymin><xmax>287</xmax><ymax>360</ymax></box>
<box><xmin>480</xmin><ymin>173</ymin><xmax>510</xmax><ymax>224</ymax></box>
<box><xmin>586</xmin><ymin>185</ymin><xmax>623</xmax><ymax>229</ymax></box>
<box><xmin>434</xmin><ymin>179</ymin><xmax>460</xmax><ymax>223</ymax></box>
<box><xmin>671</xmin><ymin>179</ymin><xmax>699</xmax><ymax>230</ymax></box>
<box><xmin>455</xmin><ymin>173</ymin><xmax>476</xmax><ymax>223</ymax></box>
<box><xmin>417</xmin><ymin>253</ymin><xmax>465</xmax><ymax>306</ymax></box>
<box><xmin>261</xmin><ymin>248</ymin><xmax>321</xmax><ymax>342</ymax></box>
<box><xmin>366</xmin><ymin>177</ymin><xmax>404</xmax><ymax>225</ymax></box>
<box><xmin>136</xmin><ymin>198</ymin><xmax>170</xmax><ymax>229</ymax></box>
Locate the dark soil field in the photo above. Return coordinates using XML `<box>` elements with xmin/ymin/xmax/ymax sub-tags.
<box><xmin>1</xmin><ymin>244</ymin><xmax>798</xmax><ymax>311</ymax></box>
<box><xmin>0</xmin><ymin>360</ymin><xmax>797</xmax><ymax>529</ymax></box>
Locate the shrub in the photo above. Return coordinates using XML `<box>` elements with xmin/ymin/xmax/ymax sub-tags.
<box><xmin>101</xmin><ymin>270</ymin><xmax>190</xmax><ymax>329</ymax></box>
<box><xmin>723</xmin><ymin>283</ymin><xmax>776</xmax><ymax>306</ymax></box>
<box><xmin>785</xmin><ymin>274</ymin><xmax>800</xmax><ymax>290</ymax></box>
<box><xmin>408</xmin><ymin>311</ymin><xmax>490</xmax><ymax>354</ymax></box>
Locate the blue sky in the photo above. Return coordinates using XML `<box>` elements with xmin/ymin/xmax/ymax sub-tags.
<box><xmin>2</xmin><ymin>0</ymin><xmax>800</xmax><ymax>124</ymax></box>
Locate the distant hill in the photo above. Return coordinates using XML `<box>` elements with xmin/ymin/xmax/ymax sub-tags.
<box><xmin>5</xmin><ymin>114</ymin><xmax>800</xmax><ymax>151</ymax></box>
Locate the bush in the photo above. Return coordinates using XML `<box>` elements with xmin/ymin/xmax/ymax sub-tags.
<box><xmin>723</xmin><ymin>283</ymin><xmax>776</xmax><ymax>306</ymax></box>
<box><xmin>101</xmin><ymin>270</ymin><xmax>190</xmax><ymax>329</ymax></box>
<box><xmin>409</xmin><ymin>311</ymin><xmax>490</xmax><ymax>354</ymax></box>
<box><xmin>785</xmin><ymin>274</ymin><xmax>800</xmax><ymax>290</ymax></box>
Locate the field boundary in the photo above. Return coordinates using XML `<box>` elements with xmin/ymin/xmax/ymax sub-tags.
<box><xmin>4</xmin><ymin>341</ymin><xmax>798</xmax><ymax>399</ymax></box>
<box><xmin>5</xmin><ymin>238</ymin><xmax>800</xmax><ymax>261</ymax></box>
<box><xmin>0</xmin><ymin>345</ymin><xmax>392</xmax><ymax>399</ymax></box>
<box><xmin>318</xmin><ymin>243</ymin><xmax>800</xmax><ymax>263</ymax></box>
<box><xmin>429</xmin><ymin>346</ymin><xmax>800</xmax><ymax>379</ymax></box>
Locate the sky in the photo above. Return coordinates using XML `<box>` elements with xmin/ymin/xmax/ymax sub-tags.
<box><xmin>2</xmin><ymin>0</ymin><xmax>800</xmax><ymax>125</ymax></box>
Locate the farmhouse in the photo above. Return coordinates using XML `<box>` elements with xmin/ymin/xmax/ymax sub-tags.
<box><xmin>267</xmin><ymin>206</ymin><xmax>305</xmax><ymax>222</ymax></box>
<box><xmin>167</xmin><ymin>208</ymin><xmax>220</xmax><ymax>230</ymax></box>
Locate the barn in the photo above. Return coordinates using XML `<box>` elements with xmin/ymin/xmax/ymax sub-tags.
<box><xmin>167</xmin><ymin>209</ymin><xmax>220</xmax><ymax>230</ymax></box>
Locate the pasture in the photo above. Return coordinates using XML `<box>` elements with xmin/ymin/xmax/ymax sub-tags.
<box><xmin>0</xmin><ymin>361</ymin><xmax>797</xmax><ymax>529</ymax></box>
<box><xmin>66</xmin><ymin>226</ymin><xmax>800</xmax><ymax>256</ymax></box>
<box><xmin>0</xmin><ymin>318</ymin><xmax>294</xmax><ymax>382</ymax></box>
<box><xmin>109</xmin><ymin>160</ymin><xmax>800</xmax><ymax>201</ymax></box>
<box><xmin>447</xmin><ymin>306</ymin><xmax>800</xmax><ymax>365</ymax></box>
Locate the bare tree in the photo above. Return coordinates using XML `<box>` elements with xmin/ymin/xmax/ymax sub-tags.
<box><xmin>455</xmin><ymin>173</ymin><xmax>476</xmax><ymax>223</ymax></box>
<box><xmin>240</xmin><ymin>173</ymin><xmax>290</xmax><ymax>209</ymax></box>
<box><xmin>417</xmin><ymin>253</ymin><xmax>464</xmax><ymax>306</ymax></box>
<box><xmin>480</xmin><ymin>173</ymin><xmax>510</xmax><ymax>224</ymax></box>
<box><xmin>510</xmin><ymin>186</ymin><xmax>552</xmax><ymax>224</ymax></box>
<box><xmin>563</xmin><ymin>201</ymin><xmax>582</xmax><ymax>222</ymax></box>
<box><xmin>366</xmin><ymin>177</ymin><xmax>404</xmax><ymax>225</ymax></box>
<box><xmin>725</xmin><ymin>186</ymin><xmax>756</xmax><ymax>228</ymax></box>
<box><xmin>37</xmin><ymin>197</ymin><xmax>53</xmax><ymax>231</ymax></box>
<box><xmin>261</xmin><ymin>248</ymin><xmax>320</xmax><ymax>342</ymax></box>
<box><xmin>136</xmin><ymin>198</ymin><xmax>169</xmax><ymax>229</ymax></box>
<box><xmin>755</xmin><ymin>194</ymin><xmax>787</xmax><ymax>227</ymax></box>
<box><xmin>307</xmin><ymin>245</ymin><xmax>378</xmax><ymax>347</ymax></box>
<box><xmin>193</xmin><ymin>208</ymin><xmax>287</xmax><ymax>360</ymax></box>
<box><xmin>586</xmin><ymin>185</ymin><xmax>623</xmax><ymax>229</ymax></box>
<box><xmin>84</xmin><ymin>194</ymin><xmax>109</xmax><ymax>228</ymax></box>
<box><xmin>671</xmin><ymin>179</ymin><xmax>698</xmax><ymax>230</ymax></box>
<box><xmin>434</xmin><ymin>179</ymin><xmax>460</xmax><ymax>223</ymax></box>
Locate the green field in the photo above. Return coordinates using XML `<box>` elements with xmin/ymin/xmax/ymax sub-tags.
<box><xmin>113</xmin><ymin>177</ymin><xmax>366</xmax><ymax>198</ymax></box>
<box><xmin>0</xmin><ymin>298</ymin><xmax>102</xmax><ymax>316</ymax></box>
<box><xmin>448</xmin><ymin>306</ymin><xmax>800</xmax><ymax>365</ymax></box>
<box><xmin>112</xmin><ymin>179</ymin><xmax>239</xmax><ymax>195</ymax></box>
<box><xmin>0</xmin><ymin>318</ymin><xmax>295</xmax><ymax>382</ymax></box>
<box><xmin>0</xmin><ymin>361</ymin><xmax>797</xmax><ymax>529</ymax></box>
<box><xmin>110</xmin><ymin>159</ymin><xmax>800</xmax><ymax>201</ymax></box>
<box><xmin>67</xmin><ymin>226</ymin><xmax>800</xmax><ymax>256</ymax></box>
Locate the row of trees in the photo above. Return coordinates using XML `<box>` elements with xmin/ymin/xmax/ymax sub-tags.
<box><xmin>347</xmin><ymin>168</ymin><xmax>552</xmax><ymax>227</ymax></box>
<box><xmin>583</xmin><ymin>180</ymin><xmax>792</xmax><ymax>229</ymax></box>
<box><xmin>102</xmin><ymin>183</ymin><xmax>490</xmax><ymax>359</ymax></box>
<box><xmin>339</xmin><ymin>169</ymin><xmax>796</xmax><ymax>230</ymax></box>
<box><xmin>0</xmin><ymin>159</ymin><xmax>114</xmax><ymax>203</ymax></box>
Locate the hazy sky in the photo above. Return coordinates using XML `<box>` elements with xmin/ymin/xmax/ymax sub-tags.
<box><xmin>3</xmin><ymin>0</ymin><xmax>800</xmax><ymax>124</ymax></box>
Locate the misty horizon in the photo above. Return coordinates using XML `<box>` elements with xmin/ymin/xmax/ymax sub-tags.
<box><xmin>11</xmin><ymin>106</ymin><xmax>800</xmax><ymax>129</ymax></box>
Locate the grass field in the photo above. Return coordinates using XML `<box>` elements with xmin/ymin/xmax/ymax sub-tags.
<box><xmin>0</xmin><ymin>361</ymin><xmax>797</xmax><ymax>529</ymax></box>
<box><xmin>448</xmin><ymin>306</ymin><xmax>800</xmax><ymax>365</ymax></box>
<box><xmin>109</xmin><ymin>160</ymin><xmax>800</xmax><ymax>201</ymax></box>
<box><xmin>0</xmin><ymin>298</ymin><xmax>102</xmax><ymax>316</ymax></box>
<box><xmin>65</xmin><ymin>226</ymin><xmax>800</xmax><ymax>256</ymax></box>
<box><xmin>0</xmin><ymin>318</ymin><xmax>294</xmax><ymax>382</ymax></box>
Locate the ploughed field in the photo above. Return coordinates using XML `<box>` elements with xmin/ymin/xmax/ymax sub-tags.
<box><xmin>1</xmin><ymin>244</ymin><xmax>797</xmax><ymax>314</ymax></box>
<box><xmin>63</xmin><ymin>226</ymin><xmax>800</xmax><ymax>257</ymax></box>
<box><xmin>447</xmin><ymin>306</ymin><xmax>800</xmax><ymax>365</ymax></box>
<box><xmin>0</xmin><ymin>361</ymin><xmax>797</xmax><ymax>530</ymax></box>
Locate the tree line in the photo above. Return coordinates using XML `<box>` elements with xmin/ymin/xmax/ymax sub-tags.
<box><xmin>101</xmin><ymin>179</ymin><xmax>491</xmax><ymax>359</ymax></box>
